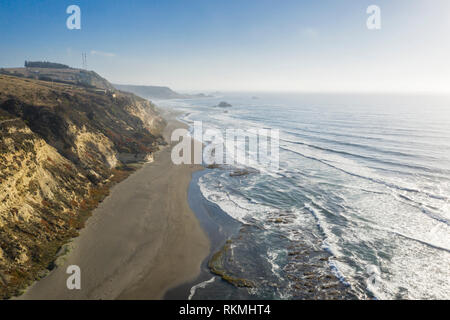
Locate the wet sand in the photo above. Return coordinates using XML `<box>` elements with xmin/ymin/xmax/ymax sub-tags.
<box><xmin>19</xmin><ymin>112</ymin><xmax>210</xmax><ymax>300</ymax></box>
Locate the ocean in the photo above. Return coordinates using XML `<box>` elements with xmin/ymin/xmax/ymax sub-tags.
<box><xmin>158</xmin><ymin>93</ymin><xmax>450</xmax><ymax>300</ymax></box>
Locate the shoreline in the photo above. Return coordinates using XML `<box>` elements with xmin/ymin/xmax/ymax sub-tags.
<box><xmin>161</xmin><ymin>107</ymin><xmax>357</xmax><ymax>300</ymax></box>
<box><xmin>18</xmin><ymin>111</ymin><xmax>210</xmax><ymax>299</ymax></box>
<box><xmin>164</xmin><ymin>170</ymin><xmax>242</xmax><ymax>299</ymax></box>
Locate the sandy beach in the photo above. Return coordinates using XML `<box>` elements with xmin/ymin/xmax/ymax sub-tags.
<box><xmin>19</xmin><ymin>112</ymin><xmax>210</xmax><ymax>300</ymax></box>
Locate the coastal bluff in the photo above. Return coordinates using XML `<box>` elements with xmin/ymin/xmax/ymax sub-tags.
<box><xmin>0</xmin><ymin>72</ymin><xmax>165</xmax><ymax>298</ymax></box>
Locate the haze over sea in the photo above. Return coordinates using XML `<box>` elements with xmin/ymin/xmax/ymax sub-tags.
<box><xmin>159</xmin><ymin>93</ymin><xmax>450</xmax><ymax>300</ymax></box>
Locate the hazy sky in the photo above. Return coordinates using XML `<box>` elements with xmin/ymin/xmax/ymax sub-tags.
<box><xmin>0</xmin><ymin>0</ymin><xmax>449</xmax><ymax>92</ymax></box>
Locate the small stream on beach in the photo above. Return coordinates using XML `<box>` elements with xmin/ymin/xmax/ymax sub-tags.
<box><xmin>159</xmin><ymin>93</ymin><xmax>450</xmax><ymax>300</ymax></box>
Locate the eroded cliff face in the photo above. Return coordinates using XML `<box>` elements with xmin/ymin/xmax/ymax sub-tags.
<box><xmin>0</xmin><ymin>74</ymin><xmax>166</xmax><ymax>298</ymax></box>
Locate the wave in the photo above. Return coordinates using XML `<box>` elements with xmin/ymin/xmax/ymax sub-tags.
<box><xmin>166</xmin><ymin>94</ymin><xmax>450</xmax><ymax>300</ymax></box>
<box><xmin>281</xmin><ymin>132</ymin><xmax>446</xmax><ymax>164</ymax></box>
<box><xmin>188</xmin><ymin>277</ymin><xmax>216</xmax><ymax>300</ymax></box>
<box><xmin>280</xmin><ymin>145</ymin><xmax>450</xmax><ymax>204</ymax></box>
<box><xmin>280</xmin><ymin>138</ymin><xmax>448</xmax><ymax>175</ymax></box>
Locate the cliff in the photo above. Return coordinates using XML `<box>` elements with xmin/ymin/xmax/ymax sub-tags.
<box><xmin>0</xmin><ymin>74</ymin><xmax>166</xmax><ymax>298</ymax></box>
<box><xmin>113</xmin><ymin>84</ymin><xmax>188</xmax><ymax>99</ymax></box>
<box><xmin>0</xmin><ymin>67</ymin><xmax>115</xmax><ymax>91</ymax></box>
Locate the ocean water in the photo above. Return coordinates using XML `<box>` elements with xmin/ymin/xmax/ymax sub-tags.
<box><xmin>158</xmin><ymin>93</ymin><xmax>450</xmax><ymax>300</ymax></box>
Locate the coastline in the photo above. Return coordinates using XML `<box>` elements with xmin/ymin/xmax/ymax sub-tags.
<box><xmin>161</xmin><ymin>105</ymin><xmax>358</xmax><ymax>300</ymax></box>
<box><xmin>164</xmin><ymin>170</ymin><xmax>242</xmax><ymax>299</ymax></box>
<box><xmin>18</xmin><ymin>111</ymin><xmax>210</xmax><ymax>299</ymax></box>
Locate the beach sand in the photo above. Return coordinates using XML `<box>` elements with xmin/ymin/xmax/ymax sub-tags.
<box><xmin>19</xmin><ymin>112</ymin><xmax>210</xmax><ymax>300</ymax></box>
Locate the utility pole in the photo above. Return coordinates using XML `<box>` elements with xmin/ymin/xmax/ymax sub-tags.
<box><xmin>82</xmin><ymin>53</ymin><xmax>87</xmax><ymax>69</ymax></box>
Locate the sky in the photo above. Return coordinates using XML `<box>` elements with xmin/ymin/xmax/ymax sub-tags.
<box><xmin>0</xmin><ymin>0</ymin><xmax>449</xmax><ymax>93</ymax></box>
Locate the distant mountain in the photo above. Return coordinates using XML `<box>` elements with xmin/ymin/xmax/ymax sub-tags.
<box><xmin>113</xmin><ymin>84</ymin><xmax>187</xmax><ymax>99</ymax></box>
<box><xmin>113</xmin><ymin>84</ymin><xmax>213</xmax><ymax>100</ymax></box>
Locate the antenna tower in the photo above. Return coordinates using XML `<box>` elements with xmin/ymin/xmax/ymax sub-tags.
<box><xmin>82</xmin><ymin>53</ymin><xmax>87</xmax><ymax>69</ymax></box>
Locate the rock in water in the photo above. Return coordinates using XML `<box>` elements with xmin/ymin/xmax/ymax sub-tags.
<box><xmin>217</xmin><ymin>101</ymin><xmax>232</xmax><ymax>108</ymax></box>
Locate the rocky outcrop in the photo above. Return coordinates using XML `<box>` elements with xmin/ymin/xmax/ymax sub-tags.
<box><xmin>0</xmin><ymin>74</ymin><xmax>166</xmax><ymax>298</ymax></box>
<box><xmin>217</xmin><ymin>101</ymin><xmax>232</xmax><ymax>108</ymax></box>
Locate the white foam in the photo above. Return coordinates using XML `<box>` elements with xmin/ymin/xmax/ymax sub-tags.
<box><xmin>188</xmin><ymin>277</ymin><xmax>216</xmax><ymax>300</ymax></box>
<box><xmin>164</xmin><ymin>96</ymin><xmax>450</xmax><ymax>300</ymax></box>
<box><xmin>198</xmin><ymin>172</ymin><xmax>278</xmax><ymax>223</ymax></box>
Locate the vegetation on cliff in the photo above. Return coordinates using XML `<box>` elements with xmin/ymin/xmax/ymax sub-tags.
<box><xmin>0</xmin><ymin>73</ymin><xmax>166</xmax><ymax>298</ymax></box>
<box><xmin>0</xmin><ymin>67</ymin><xmax>114</xmax><ymax>91</ymax></box>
